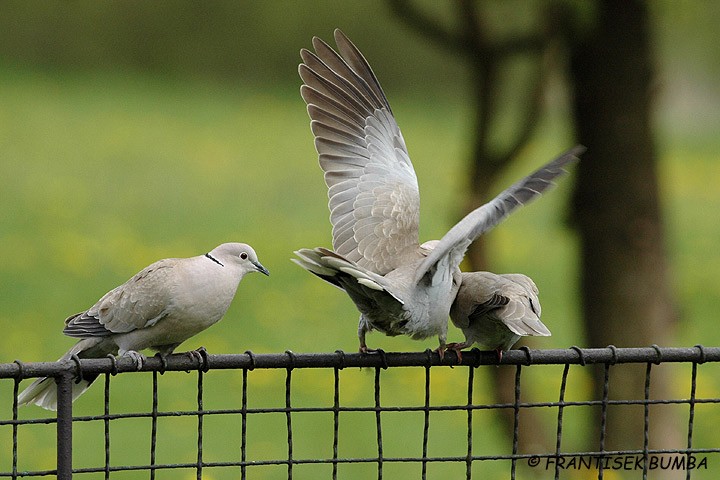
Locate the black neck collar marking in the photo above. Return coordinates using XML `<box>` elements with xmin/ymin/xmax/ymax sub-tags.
<box><xmin>205</xmin><ymin>253</ymin><xmax>224</xmax><ymax>267</ymax></box>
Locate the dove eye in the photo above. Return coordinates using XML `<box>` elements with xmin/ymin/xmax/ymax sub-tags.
<box><xmin>240</xmin><ymin>252</ymin><xmax>248</xmax><ymax>260</ymax></box>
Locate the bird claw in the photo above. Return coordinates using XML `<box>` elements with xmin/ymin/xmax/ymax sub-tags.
<box><xmin>187</xmin><ymin>347</ymin><xmax>203</xmax><ymax>361</ymax></box>
<box><xmin>359</xmin><ymin>339</ymin><xmax>384</xmax><ymax>355</ymax></box>
<box><xmin>153</xmin><ymin>352</ymin><xmax>169</xmax><ymax>374</ymax></box>
<box><xmin>445</xmin><ymin>342</ymin><xmax>468</xmax><ymax>364</ymax></box>
<box><xmin>495</xmin><ymin>348</ymin><xmax>504</xmax><ymax>362</ymax></box>
<box><xmin>187</xmin><ymin>347</ymin><xmax>209</xmax><ymax>371</ymax></box>
<box><xmin>122</xmin><ymin>350</ymin><xmax>146</xmax><ymax>370</ymax></box>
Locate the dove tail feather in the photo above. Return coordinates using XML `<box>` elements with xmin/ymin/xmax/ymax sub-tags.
<box><xmin>293</xmin><ymin>248</ymin><xmax>403</xmax><ymax>305</ymax></box>
<box><xmin>17</xmin><ymin>337</ymin><xmax>106</xmax><ymax>410</ymax></box>
<box><xmin>17</xmin><ymin>375</ymin><xmax>96</xmax><ymax>411</ymax></box>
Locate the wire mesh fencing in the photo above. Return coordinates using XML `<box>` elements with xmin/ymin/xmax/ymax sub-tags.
<box><xmin>1</xmin><ymin>346</ymin><xmax>719</xmax><ymax>480</ymax></box>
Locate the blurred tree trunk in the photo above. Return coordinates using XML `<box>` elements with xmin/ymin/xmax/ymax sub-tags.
<box><xmin>390</xmin><ymin>0</ymin><xmax>681</xmax><ymax>460</ymax></box>
<box><xmin>566</xmin><ymin>0</ymin><xmax>680</xmax><ymax>454</ymax></box>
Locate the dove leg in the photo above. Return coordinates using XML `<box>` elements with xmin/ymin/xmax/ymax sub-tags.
<box><xmin>358</xmin><ymin>333</ymin><xmax>376</xmax><ymax>354</ymax></box>
<box><xmin>358</xmin><ymin>329</ymin><xmax>386</xmax><ymax>354</ymax></box>
<box><xmin>432</xmin><ymin>334</ymin><xmax>450</xmax><ymax>361</ymax></box>
<box><xmin>358</xmin><ymin>316</ymin><xmax>375</xmax><ymax>353</ymax></box>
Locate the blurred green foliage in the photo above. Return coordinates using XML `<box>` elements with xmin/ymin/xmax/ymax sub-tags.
<box><xmin>0</xmin><ymin>1</ymin><xmax>719</xmax><ymax>478</ymax></box>
<box><xmin>0</xmin><ymin>1</ymin><xmax>717</xmax><ymax>91</ymax></box>
<box><xmin>0</xmin><ymin>0</ymin><xmax>467</xmax><ymax>93</ymax></box>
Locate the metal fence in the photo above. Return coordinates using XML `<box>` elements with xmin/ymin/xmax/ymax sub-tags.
<box><xmin>1</xmin><ymin>346</ymin><xmax>719</xmax><ymax>479</ymax></box>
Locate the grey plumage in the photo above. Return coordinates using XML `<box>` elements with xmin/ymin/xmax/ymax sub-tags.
<box><xmin>18</xmin><ymin>243</ymin><xmax>269</xmax><ymax>410</ymax></box>
<box><xmin>294</xmin><ymin>29</ymin><xmax>581</xmax><ymax>354</ymax></box>
<box><xmin>449</xmin><ymin>272</ymin><xmax>549</xmax><ymax>355</ymax></box>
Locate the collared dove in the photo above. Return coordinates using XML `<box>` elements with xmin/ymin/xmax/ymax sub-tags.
<box><xmin>18</xmin><ymin>242</ymin><xmax>269</xmax><ymax>410</ymax></box>
<box><xmin>448</xmin><ymin>272</ymin><xmax>549</xmax><ymax>359</ymax></box>
<box><xmin>293</xmin><ymin>29</ymin><xmax>582</xmax><ymax>356</ymax></box>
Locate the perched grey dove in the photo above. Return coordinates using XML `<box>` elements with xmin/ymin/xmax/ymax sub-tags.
<box><xmin>293</xmin><ymin>29</ymin><xmax>582</xmax><ymax>356</ymax></box>
<box><xmin>448</xmin><ymin>272</ymin><xmax>549</xmax><ymax>359</ymax></box>
<box><xmin>18</xmin><ymin>243</ymin><xmax>269</xmax><ymax>410</ymax></box>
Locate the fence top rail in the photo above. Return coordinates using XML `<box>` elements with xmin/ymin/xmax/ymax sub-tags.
<box><xmin>1</xmin><ymin>345</ymin><xmax>717</xmax><ymax>380</ymax></box>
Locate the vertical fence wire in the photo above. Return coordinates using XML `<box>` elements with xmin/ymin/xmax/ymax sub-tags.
<box><xmin>103</xmin><ymin>373</ymin><xmax>111</xmax><ymax>480</ymax></box>
<box><xmin>510</xmin><ymin>365</ymin><xmax>522</xmax><ymax>480</ymax></box>
<box><xmin>554</xmin><ymin>364</ymin><xmax>570</xmax><ymax>480</ymax></box>
<box><xmin>240</xmin><ymin>368</ymin><xmax>248</xmax><ymax>480</ymax></box>
<box><xmin>374</xmin><ymin>366</ymin><xmax>383</xmax><ymax>480</ymax></box>
<box><xmin>12</xmin><ymin>377</ymin><xmax>20</xmax><ymax>480</ymax></box>
<box><xmin>285</xmin><ymin>366</ymin><xmax>293</xmax><ymax>480</ymax></box>
<box><xmin>465</xmin><ymin>366</ymin><xmax>475</xmax><ymax>480</ymax></box>
<box><xmin>196</xmin><ymin>369</ymin><xmax>204</xmax><ymax>480</ymax></box>
<box><xmin>642</xmin><ymin>363</ymin><xmax>652</xmax><ymax>480</ymax></box>
<box><xmin>332</xmin><ymin>366</ymin><xmax>341</xmax><ymax>480</ymax></box>
<box><xmin>421</xmin><ymin>365</ymin><xmax>430</xmax><ymax>480</ymax></box>
<box><xmin>598</xmin><ymin>363</ymin><xmax>611</xmax><ymax>480</ymax></box>
<box><xmin>150</xmin><ymin>371</ymin><xmax>159</xmax><ymax>480</ymax></box>
<box><xmin>686</xmin><ymin>361</ymin><xmax>698</xmax><ymax>480</ymax></box>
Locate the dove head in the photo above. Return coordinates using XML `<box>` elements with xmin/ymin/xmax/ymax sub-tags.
<box><xmin>208</xmin><ymin>243</ymin><xmax>270</xmax><ymax>276</ymax></box>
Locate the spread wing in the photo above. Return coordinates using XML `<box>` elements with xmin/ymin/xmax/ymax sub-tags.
<box><xmin>299</xmin><ymin>29</ymin><xmax>421</xmax><ymax>275</ymax></box>
<box><xmin>416</xmin><ymin>146</ymin><xmax>584</xmax><ymax>282</ymax></box>
<box><xmin>63</xmin><ymin>260</ymin><xmax>176</xmax><ymax>338</ymax></box>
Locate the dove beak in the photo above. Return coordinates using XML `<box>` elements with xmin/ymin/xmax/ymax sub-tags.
<box><xmin>253</xmin><ymin>261</ymin><xmax>270</xmax><ymax>276</ymax></box>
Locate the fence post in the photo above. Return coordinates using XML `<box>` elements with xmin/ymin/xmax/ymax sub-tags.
<box><xmin>56</xmin><ymin>371</ymin><xmax>75</xmax><ymax>480</ymax></box>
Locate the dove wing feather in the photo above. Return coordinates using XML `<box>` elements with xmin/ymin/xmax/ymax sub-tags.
<box><xmin>415</xmin><ymin>146</ymin><xmax>584</xmax><ymax>283</ymax></box>
<box><xmin>300</xmin><ymin>29</ymin><xmax>422</xmax><ymax>274</ymax></box>
<box><xmin>63</xmin><ymin>260</ymin><xmax>177</xmax><ymax>338</ymax></box>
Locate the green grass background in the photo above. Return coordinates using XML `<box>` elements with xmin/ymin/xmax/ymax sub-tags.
<box><xmin>1</xmin><ymin>65</ymin><xmax>719</xmax><ymax>479</ymax></box>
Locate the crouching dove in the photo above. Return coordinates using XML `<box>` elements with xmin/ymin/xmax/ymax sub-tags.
<box><xmin>448</xmin><ymin>272</ymin><xmax>549</xmax><ymax>360</ymax></box>
<box><xmin>18</xmin><ymin>243</ymin><xmax>269</xmax><ymax>410</ymax></box>
<box><xmin>292</xmin><ymin>29</ymin><xmax>582</xmax><ymax>356</ymax></box>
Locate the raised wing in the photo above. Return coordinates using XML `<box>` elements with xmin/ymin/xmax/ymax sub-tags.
<box><xmin>416</xmin><ymin>146</ymin><xmax>584</xmax><ymax>282</ymax></box>
<box><xmin>299</xmin><ymin>29</ymin><xmax>421</xmax><ymax>274</ymax></box>
<box><xmin>63</xmin><ymin>260</ymin><xmax>175</xmax><ymax>338</ymax></box>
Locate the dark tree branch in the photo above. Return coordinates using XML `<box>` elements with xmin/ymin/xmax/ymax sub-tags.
<box><xmin>389</xmin><ymin>0</ymin><xmax>545</xmax><ymax>59</ymax></box>
<box><xmin>494</xmin><ymin>4</ymin><xmax>565</xmax><ymax>167</ymax></box>
<box><xmin>457</xmin><ymin>0</ymin><xmax>485</xmax><ymax>54</ymax></box>
<box><xmin>386</xmin><ymin>0</ymin><xmax>467</xmax><ymax>52</ymax></box>
<box><xmin>496</xmin><ymin>65</ymin><xmax>545</xmax><ymax>168</ymax></box>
